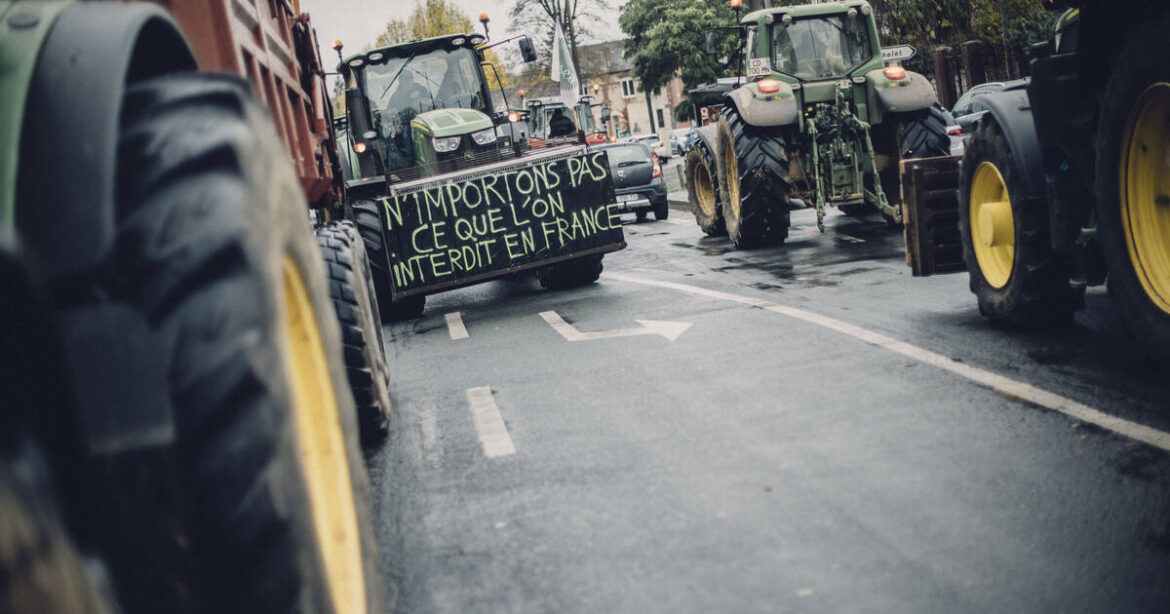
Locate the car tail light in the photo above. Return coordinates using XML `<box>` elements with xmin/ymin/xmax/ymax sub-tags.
<box><xmin>947</xmin><ymin>126</ymin><xmax>964</xmax><ymax>136</ymax></box>
<box><xmin>652</xmin><ymin>153</ymin><xmax>662</xmax><ymax>178</ymax></box>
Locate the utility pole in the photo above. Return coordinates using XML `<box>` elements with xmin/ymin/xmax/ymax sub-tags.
<box><xmin>999</xmin><ymin>0</ymin><xmax>1011</xmax><ymax>77</ymax></box>
<box><xmin>645</xmin><ymin>88</ymin><xmax>656</xmax><ymax>134</ymax></box>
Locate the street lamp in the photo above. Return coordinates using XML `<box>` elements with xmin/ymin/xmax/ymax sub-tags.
<box><xmin>592</xmin><ymin>83</ymin><xmax>600</xmax><ymax>95</ymax></box>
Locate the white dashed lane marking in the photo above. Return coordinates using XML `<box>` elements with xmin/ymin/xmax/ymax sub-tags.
<box><xmin>467</xmin><ymin>386</ymin><xmax>516</xmax><ymax>458</ymax></box>
<box><xmin>604</xmin><ymin>271</ymin><xmax>1170</xmax><ymax>452</ymax></box>
<box><xmin>445</xmin><ymin>311</ymin><xmax>469</xmax><ymax>340</ymax></box>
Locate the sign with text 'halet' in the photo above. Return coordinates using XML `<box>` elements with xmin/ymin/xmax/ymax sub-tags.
<box><xmin>377</xmin><ymin>150</ymin><xmax>624</xmax><ymax>295</ymax></box>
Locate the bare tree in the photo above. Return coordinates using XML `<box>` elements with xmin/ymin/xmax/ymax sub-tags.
<box><xmin>509</xmin><ymin>0</ymin><xmax>611</xmax><ymax>78</ymax></box>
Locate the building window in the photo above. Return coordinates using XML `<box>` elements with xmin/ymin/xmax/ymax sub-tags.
<box><xmin>620</xmin><ymin>78</ymin><xmax>636</xmax><ymax>99</ymax></box>
<box><xmin>656</xmin><ymin>108</ymin><xmax>665</xmax><ymax>128</ymax></box>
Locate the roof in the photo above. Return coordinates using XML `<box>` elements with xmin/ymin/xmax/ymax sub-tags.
<box><xmin>577</xmin><ymin>40</ymin><xmax>631</xmax><ymax>77</ymax></box>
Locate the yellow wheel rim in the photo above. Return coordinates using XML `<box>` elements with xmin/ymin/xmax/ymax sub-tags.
<box><xmin>1120</xmin><ymin>82</ymin><xmax>1170</xmax><ymax>315</ymax></box>
<box><xmin>723</xmin><ymin>133</ymin><xmax>741</xmax><ymax>218</ymax></box>
<box><xmin>969</xmin><ymin>161</ymin><xmax>1016</xmax><ymax>288</ymax></box>
<box><xmin>693</xmin><ymin>157</ymin><xmax>718</xmax><ymax>218</ymax></box>
<box><xmin>282</xmin><ymin>256</ymin><xmax>366</xmax><ymax>613</ymax></box>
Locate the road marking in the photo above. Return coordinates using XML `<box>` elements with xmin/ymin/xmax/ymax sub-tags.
<box><xmin>836</xmin><ymin>233</ymin><xmax>865</xmax><ymax>244</ymax></box>
<box><xmin>539</xmin><ymin>310</ymin><xmax>692</xmax><ymax>342</ymax></box>
<box><xmin>466</xmin><ymin>386</ymin><xmax>516</xmax><ymax>458</ymax></box>
<box><xmin>663</xmin><ymin>217</ymin><xmax>689</xmax><ymax>226</ymax></box>
<box><xmin>445</xmin><ymin>311</ymin><xmax>469</xmax><ymax>340</ymax></box>
<box><xmin>603</xmin><ymin>271</ymin><xmax>1170</xmax><ymax>453</ymax></box>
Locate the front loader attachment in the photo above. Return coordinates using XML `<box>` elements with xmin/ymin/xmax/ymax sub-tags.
<box><xmin>901</xmin><ymin>155</ymin><xmax>965</xmax><ymax>276</ymax></box>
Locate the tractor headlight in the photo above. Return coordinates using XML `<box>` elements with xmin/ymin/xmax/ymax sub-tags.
<box><xmin>432</xmin><ymin>136</ymin><xmax>461</xmax><ymax>152</ymax></box>
<box><xmin>471</xmin><ymin>127</ymin><xmax>498</xmax><ymax>145</ymax></box>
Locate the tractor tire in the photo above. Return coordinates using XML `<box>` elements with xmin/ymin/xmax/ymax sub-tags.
<box><xmin>685</xmin><ymin>128</ymin><xmax>726</xmax><ymax>235</ymax></box>
<box><xmin>316</xmin><ymin>222</ymin><xmax>392</xmax><ymax>444</ymax></box>
<box><xmin>1</xmin><ymin>437</ymin><xmax>118</xmax><ymax>614</ymax></box>
<box><xmin>898</xmin><ymin>104</ymin><xmax>952</xmax><ymax>160</ymax></box>
<box><xmin>715</xmin><ymin>106</ymin><xmax>792</xmax><ymax>248</ymax></box>
<box><xmin>353</xmin><ymin>199</ymin><xmax>426</xmax><ymax>321</ymax></box>
<box><xmin>1094</xmin><ymin>10</ymin><xmax>1170</xmax><ymax>365</ymax></box>
<box><xmin>958</xmin><ymin>119</ymin><xmax>1082</xmax><ymax>327</ymax></box>
<box><xmin>109</xmin><ymin>73</ymin><xmax>384</xmax><ymax>612</ymax></box>
<box><xmin>867</xmin><ymin>104</ymin><xmax>953</xmax><ymax>220</ymax></box>
<box><xmin>537</xmin><ymin>255</ymin><xmax>604</xmax><ymax>290</ymax></box>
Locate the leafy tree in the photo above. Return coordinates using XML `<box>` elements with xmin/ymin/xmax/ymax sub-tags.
<box><xmin>374</xmin><ymin>0</ymin><xmax>510</xmax><ymax>89</ymax></box>
<box><xmin>619</xmin><ymin>0</ymin><xmax>740</xmax><ymax>95</ymax></box>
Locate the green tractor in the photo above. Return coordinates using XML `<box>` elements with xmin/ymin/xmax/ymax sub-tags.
<box><xmin>903</xmin><ymin>0</ymin><xmax>1170</xmax><ymax>364</ymax></box>
<box><xmin>525</xmin><ymin>95</ymin><xmax>610</xmax><ymax>145</ymax></box>
<box><xmin>691</xmin><ymin>0</ymin><xmax>949</xmax><ymax>248</ymax></box>
<box><xmin>340</xmin><ymin>33</ymin><xmax>625</xmax><ymax>319</ymax></box>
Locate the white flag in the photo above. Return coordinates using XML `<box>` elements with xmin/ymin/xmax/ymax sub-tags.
<box><xmin>551</xmin><ymin>22</ymin><xmax>579</xmax><ymax>109</ymax></box>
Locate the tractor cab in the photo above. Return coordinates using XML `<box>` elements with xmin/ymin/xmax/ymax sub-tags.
<box><xmin>340</xmin><ymin>33</ymin><xmax>534</xmax><ymax>181</ymax></box>
<box><xmin>526</xmin><ymin>96</ymin><xmax>606</xmax><ymax>144</ymax></box>
<box><xmin>769</xmin><ymin>9</ymin><xmax>874</xmax><ymax>81</ymax></box>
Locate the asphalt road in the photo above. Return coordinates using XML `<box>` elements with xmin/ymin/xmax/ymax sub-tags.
<box><xmin>366</xmin><ymin>160</ymin><xmax>1170</xmax><ymax>613</ymax></box>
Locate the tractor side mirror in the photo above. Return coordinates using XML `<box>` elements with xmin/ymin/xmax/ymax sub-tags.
<box><xmin>519</xmin><ymin>37</ymin><xmax>537</xmax><ymax>63</ymax></box>
<box><xmin>704</xmin><ymin>30</ymin><xmax>719</xmax><ymax>55</ymax></box>
<box><xmin>601</xmin><ymin>107</ymin><xmax>612</xmax><ymax>122</ymax></box>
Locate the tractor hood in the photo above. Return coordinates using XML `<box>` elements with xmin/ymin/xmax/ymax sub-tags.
<box><xmin>410</xmin><ymin>108</ymin><xmax>493</xmax><ymax>138</ymax></box>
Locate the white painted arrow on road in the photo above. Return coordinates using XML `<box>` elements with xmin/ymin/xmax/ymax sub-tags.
<box><xmin>539</xmin><ymin>310</ymin><xmax>692</xmax><ymax>342</ymax></box>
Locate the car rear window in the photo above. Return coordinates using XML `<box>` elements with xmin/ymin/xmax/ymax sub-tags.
<box><xmin>604</xmin><ymin>144</ymin><xmax>651</xmax><ymax>166</ymax></box>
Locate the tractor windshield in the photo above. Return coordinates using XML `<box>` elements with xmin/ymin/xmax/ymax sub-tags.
<box><xmin>361</xmin><ymin>46</ymin><xmax>486</xmax><ymax>171</ymax></box>
<box><xmin>771</xmin><ymin>15</ymin><xmax>872</xmax><ymax>80</ymax></box>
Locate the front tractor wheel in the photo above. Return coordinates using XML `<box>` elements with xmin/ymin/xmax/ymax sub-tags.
<box><xmin>715</xmin><ymin>107</ymin><xmax>792</xmax><ymax>248</ymax></box>
<box><xmin>685</xmin><ymin>127</ymin><xmax>726</xmax><ymax>236</ymax></box>
<box><xmin>958</xmin><ymin>120</ymin><xmax>1081</xmax><ymax>327</ymax></box>
<box><xmin>1096</xmin><ymin>10</ymin><xmax>1170</xmax><ymax>363</ymax></box>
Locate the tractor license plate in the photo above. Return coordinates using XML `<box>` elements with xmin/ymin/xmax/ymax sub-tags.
<box><xmin>617</xmin><ymin>193</ymin><xmax>639</xmax><ymax>202</ymax></box>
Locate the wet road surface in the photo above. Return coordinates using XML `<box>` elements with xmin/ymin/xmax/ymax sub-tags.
<box><xmin>366</xmin><ymin>190</ymin><xmax>1170</xmax><ymax>613</ymax></box>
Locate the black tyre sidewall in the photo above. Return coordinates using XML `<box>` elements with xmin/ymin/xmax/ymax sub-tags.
<box><xmin>685</xmin><ymin>129</ymin><xmax>726</xmax><ymax>235</ymax></box>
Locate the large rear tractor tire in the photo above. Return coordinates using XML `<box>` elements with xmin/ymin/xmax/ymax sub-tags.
<box><xmin>316</xmin><ymin>221</ymin><xmax>392</xmax><ymax>444</ymax></box>
<box><xmin>108</xmin><ymin>73</ymin><xmax>384</xmax><ymax>612</ymax></box>
<box><xmin>353</xmin><ymin>199</ymin><xmax>426</xmax><ymax>321</ymax></box>
<box><xmin>685</xmin><ymin>127</ymin><xmax>726</xmax><ymax>236</ymax></box>
<box><xmin>715</xmin><ymin>106</ymin><xmax>792</xmax><ymax>248</ymax></box>
<box><xmin>958</xmin><ymin>119</ymin><xmax>1082</xmax><ymax>327</ymax></box>
<box><xmin>1094</xmin><ymin>11</ymin><xmax>1170</xmax><ymax>365</ymax></box>
<box><xmin>537</xmin><ymin>255</ymin><xmax>604</xmax><ymax>290</ymax></box>
<box><xmin>864</xmin><ymin>104</ymin><xmax>953</xmax><ymax>220</ymax></box>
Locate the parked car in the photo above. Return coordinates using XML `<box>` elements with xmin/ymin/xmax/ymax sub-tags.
<box><xmin>951</xmin><ymin>81</ymin><xmax>1007</xmax><ymax>134</ymax></box>
<box><xmin>934</xmin><ymin>104</ymin><xmax>966</xmax><ymax>157</ymax></box>
<box><xmin>598</xmin><ymin>142</ymin><xmax>669</xmax><ymax>221</ymax></box>
<box><xmin>669</xmin><ymin>128</ymin><xmax>691</xmax><ymax>156</ymax></box>
<box><xmin>626</xmin><ymin>133</ymin><xmax>672</xmax><ymax>161</ymax></box>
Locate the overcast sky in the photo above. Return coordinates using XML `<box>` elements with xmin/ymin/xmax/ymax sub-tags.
<box><xmin>299</xmin><ymin>0</ymin><xmax>625</xmax><ymax>62</ymax></box>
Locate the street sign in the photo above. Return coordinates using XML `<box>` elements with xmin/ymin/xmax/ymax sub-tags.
<box><xmin>881</xmin><ymin>45</ymin><xmax>916</xmax><ymax>62</ymax></box>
